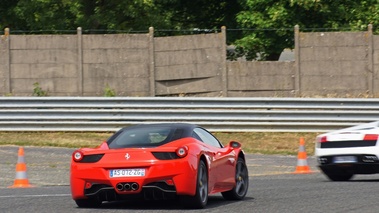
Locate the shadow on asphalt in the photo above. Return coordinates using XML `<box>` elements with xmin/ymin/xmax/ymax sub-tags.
<box><xmin>82</xmin><ymin>196</ymin><xmax>255</xmax><ymax>210</ymax></box>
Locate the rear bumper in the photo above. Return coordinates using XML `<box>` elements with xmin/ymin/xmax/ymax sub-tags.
<box><xmin>317</xmin><ymin>154</ymin><xmax>379</xmax><ymax>175</ymax></box>
<box><xmin>76</xmin><ymin>181</ymin><xmax>178</xmax><ymax>202</ymax></box>
<box><xmin>70</xmin><ymin>156</ymin><xmax>198</xmax><ymax>201</ymax></box>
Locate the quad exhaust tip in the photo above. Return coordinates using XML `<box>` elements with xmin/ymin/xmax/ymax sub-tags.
<box><xmin>116</xmin><ymin>182</ymin><xmax>139</xmax><ymax>191</ymax></box>
<box><xmin>116</xmin><ymin>183</ymin><xmax>124</xmax><ymax>191</ymax></box>
<box><xmin>124</xmin><ymin>183</ymin><xmax>131</xmax><ymax>190</ymax></box>
<box><xmin>131</xmin><ymin>183</ymin><xmax>139</xmax><ymax>191</ymax></box>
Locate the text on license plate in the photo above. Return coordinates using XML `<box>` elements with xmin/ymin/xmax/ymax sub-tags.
<box><xmin>109</xmin><ymin>169</ymin><xmax>146</xmax><ymax>178</ymax></box>
<box><xmin>333</xmin><ymin>156</ymin><xmax>357</xmax><ymax>163</ymax></box>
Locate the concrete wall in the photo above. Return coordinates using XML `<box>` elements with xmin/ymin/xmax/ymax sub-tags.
<box><xmin>297</xmin><ymin>30</ymin><xmax>372</xmax><ymax>97</ymax></box>
<box><xmin>154</xmin><ymin>32</ymin><xmax>226</xmax><ymax>96</ymax></box>
<box><xmin>0</xmin><ymin>26</ymin><xmax>377</xmax><ymax>97</ymax></box>
<box><xmin>227</xmin><ymin>61</ymin><xmax>295</xmax><ymax>97</ymax></box>
<box><xmin>0</xmin><ymin>30</ymin><xmax>10</xmax><ymax>95</ymax></box>
<box><xmin>8</xmin><ymin>34</ymin><xmax>79</xmax><ymax>96</ymax></box>
<box><xmin>82</xmin><ymin>33</ymin><xmax>151</xmax><ymax>96</ymax></box>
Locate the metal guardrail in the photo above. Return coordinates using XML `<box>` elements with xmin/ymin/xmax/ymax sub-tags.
<box><xmin>1</xmin><ymin>97</ymin><xmax>379</xmax><ymax>132</ymax></box>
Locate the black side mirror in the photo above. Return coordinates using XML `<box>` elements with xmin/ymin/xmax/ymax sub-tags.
<box><xmin>229</xmin><ymin>141</ymin><xmax>241</xmax><ymax>148</ymax></box>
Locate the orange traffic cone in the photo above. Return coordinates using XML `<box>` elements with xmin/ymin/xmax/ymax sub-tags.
<box><xmin>293</xmin><ymin>137</ymin><xmax>313</xmax><ymax>174</ymax></box>
<box><xmin>8</xmin><ymin>147</ymin><xmax>34</xmax><ymax>188</ymax></box>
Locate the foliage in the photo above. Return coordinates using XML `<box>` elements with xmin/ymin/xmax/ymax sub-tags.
<box><xmin>153</xmin><ymin>0</ymin><xmax>240</xmax><ymax>37</ymax></box>
<box><xmin>235</xmin><ymin>0</ymin><xmax>379</xmax><ymax>60</ymax></box>
<box><xmin>32</xmin><ymin>82</ymin><xmax>49</xmax><ymax>96</ymax></box>
<box><xmin>5</xmin><ymin>0</ymin><xmax>80</xmax><ymax>31</ymax></box>
<box><xmin>103</xmin><ymin>84</ymin><xmax>116</xmax><ymax>97</ymax></box>
<box><xmin>2</xmin><ymin>1</ymin><xmax>379</xmax><ymax>60</ymax></box>
<box><xmin>0</xmin><ymin>0</ymin><xmax>157</xmax><ymax>32</ymax></box>
<box><xmin>0</xmin><ymin>0</ymin><xmax>240</xmax><ymax>34</ymax></box>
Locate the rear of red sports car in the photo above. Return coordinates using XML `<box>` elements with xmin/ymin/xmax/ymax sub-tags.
<box><xmin>71</xmin><ymin>140</ymin><xmax>200</xmax><ymax>204</ymax></box>
<box><xmin>70</xmin><ymin>123</ymin><xmax>249</xmax><ymax>209</ymax></box>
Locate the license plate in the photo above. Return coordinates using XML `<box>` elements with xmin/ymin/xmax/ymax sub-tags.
<box><xmin>333</xmin><ymin>156</ymin><xmax>357</xmax><ymax>163</ymax></box>
<box><xmin>109</xmin><ymin>169</ymin><xmax>146</xmax><ymax>178</ymax></box>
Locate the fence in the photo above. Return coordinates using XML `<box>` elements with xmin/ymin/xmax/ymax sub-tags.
<box><xmin>1</xmin><ymin>25</ymin><xmax>378</xmax><ymax>97</ymax></box>
<box><xmin>1</xmin><ymin>97</ymin><xmax>378</xmax><ymax>132</ymax></box>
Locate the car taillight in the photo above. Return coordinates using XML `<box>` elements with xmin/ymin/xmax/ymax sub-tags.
<box><xmin>364</xmin><ymin>134</ymin><xmax>379</xmax><ymax>141</ymax></box>
<box><xmin>317</xmin><ymin>136</ymin><xmax>328</xmax><ymax>143</ymax></box>
<box><xmin>175</xmin><ymin>146</ymin><xmax>188</xmax><ymax>158</ymax></box>
<box><xmin>73</xmin><ymin>150</ymin><xmax>84</xmax><ymax>162</ymax></box>
<box><xmin>72</xmin><ymin>151</ymin><xmax>104</xmax><ymax>163</ymax></box>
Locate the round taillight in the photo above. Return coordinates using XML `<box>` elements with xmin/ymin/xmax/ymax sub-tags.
<box><xmin>73</xmin><ymin>150</ymin><xmax>84</xmax><ymax>162</ymax></box>
<box><xmin>176</xmin><ymin>146</ymin><xmax>188</xmax><ymax>158</ymax></box>
<box><xmin>317</xmin><ymin>136</ymin><xmax>328</xmax><ymax>143</ymax></box>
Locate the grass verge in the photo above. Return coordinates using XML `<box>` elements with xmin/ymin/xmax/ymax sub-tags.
<box><xmin>0</xmin><ymin>132</ymin><xmax>321</xmax><ymax>156</ymax></box>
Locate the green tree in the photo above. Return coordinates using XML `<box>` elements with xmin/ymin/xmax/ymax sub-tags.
<box><xmin>0</xmin><ymin>0</ymin><xmax>170</xmax><ymax>32</ymax></box>
<box><xmin>3</xmin><ymin>0</ymin><xmax>379</xmax><ymax>62</ymax></box>
<box><xmin>235</xmin><ymin>0</ymin><xmax>376</xmax><ymax>61</ymax></box>
<box><xmin>153</xmin><ymin>0</ymin><xmax>241</xmax><ymax>30</ymax></box>
<box><xmin>1</xmin><ymin>0</ymin><xmax>241</xmax><ymax>36</ymax></box>
<box><xmin>11</xmin><ymin>0</ymin><xmax>80</xmax><ymax>31</ymax></box>
<box><xmin>0</xmin><ymin>0</ymin><xmax>23</xmax><ymax>29</ymax></box>
<box><xmin>74</xmin><ymin>0</ymin><xmax>170</xmax><ymax>32</ymax></box>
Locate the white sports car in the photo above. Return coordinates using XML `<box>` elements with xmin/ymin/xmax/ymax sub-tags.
<box><xmin>315</xmin><ymin>121</ymin><xmax>379</xmax><ymax>181</ymax></box>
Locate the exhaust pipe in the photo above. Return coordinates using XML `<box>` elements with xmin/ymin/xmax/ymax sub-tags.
<box><xmin>116</xmin><ymin>183</ymin><xmax>124</xmax><ymax>191</ymax></box>
<box><xmin>116</xmin><ymin>182</ymin><xmax>139</xmax><ymax>191</ymax></box>
<box><xmin>131</xmin><ymin>182</ymin><xmax>139</xmax><ymax>191</ymax></box>
<box><xmin>124</xmin><ymin>183</ymin><xmax>131</xmax><ymax>191</ymax></box>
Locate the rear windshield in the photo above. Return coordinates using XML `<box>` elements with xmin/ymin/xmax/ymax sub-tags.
<box><xmin>107</xmin><ymin>127</ymin><xmax>180</xmax><ymax>149</ymax></box>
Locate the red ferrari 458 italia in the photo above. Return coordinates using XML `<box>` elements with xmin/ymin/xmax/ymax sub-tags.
<box><xmin>70</xmin><ymin>123</ymin><xmax>249</xmax><ymax>209</ymax></box>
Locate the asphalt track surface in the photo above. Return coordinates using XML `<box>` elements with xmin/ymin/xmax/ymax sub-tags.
<box><xmin>1</xmin><ymin>146</ymin><xmax>379</xmax><ymax>213</ymax></box>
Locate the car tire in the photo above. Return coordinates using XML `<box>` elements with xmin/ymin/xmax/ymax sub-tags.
<box><xmin>75</xmin><ymin>198</ymin><xmax>102</xmax><ymax>208</ymax></box>
<box><xmin>324</xmin><ymin>172</ymin><xmax>354</xmax><ymax>181</ymax></box>
<box><xmin>222</xmin><ymin>157</ymin><xmax>249</xmax><ymax>200</ymax></box>
<box><xmin>181</xmin><ymin>160</ymin><xmax>208</xmax><ymax>209</ymax></box>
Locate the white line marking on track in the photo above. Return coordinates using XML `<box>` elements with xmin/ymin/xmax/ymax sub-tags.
<box><xmin>0</xmin><ymin>194</ymin><xmax>70</xmax><ymax>198</ymax></box>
